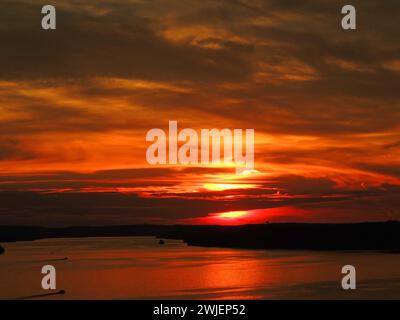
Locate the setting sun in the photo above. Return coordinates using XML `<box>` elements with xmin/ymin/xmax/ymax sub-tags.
<box><xmin>219</xmin><ymin>211</ymin><xmax>248</xmax><ymax>219</ymax></box>
<box><xmin>203</xmin><ymin>183</ymin><xmax>256</xmax><ymax>191</ymax></box>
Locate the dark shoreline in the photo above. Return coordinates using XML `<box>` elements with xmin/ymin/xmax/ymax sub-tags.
<box><xmin>0</xmin><ymin>221</ymin><xmax>399</xmax><ymax>251</ymax></box>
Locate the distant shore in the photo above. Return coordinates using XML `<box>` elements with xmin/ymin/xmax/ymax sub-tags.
<box><xmin>0</xmin><ymin>221</ymin><xmax>399</xmax><ymax>251</ymax></box>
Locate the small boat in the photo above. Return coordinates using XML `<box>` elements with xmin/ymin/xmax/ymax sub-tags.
<box><xmin>0</xmin><ymin>245</ymin><xmax>4</xmax><ymax>255</ymax></box>
<box><xmin>158</xmin><ymin>239</ymin><xmax>165</xmax><ymax>245</ymax></box>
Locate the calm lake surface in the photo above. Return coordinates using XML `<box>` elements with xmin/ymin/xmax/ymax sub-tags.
<box><xmin>0</xmin><ymin>236</ymin><xmax>399</xmax><ymax>299</ymax></box>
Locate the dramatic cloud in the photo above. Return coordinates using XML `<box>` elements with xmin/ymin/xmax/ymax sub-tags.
<box><xmin>0</xmin><ymin>0</ymin><xmax>399</xmax><ymax>225</ymax></box>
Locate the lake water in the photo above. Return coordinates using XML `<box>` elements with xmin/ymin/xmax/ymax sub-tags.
<box><xmin>0</xmin><ymin>236</ymin><xmax>399</xmax><ymax>299</ymax></box>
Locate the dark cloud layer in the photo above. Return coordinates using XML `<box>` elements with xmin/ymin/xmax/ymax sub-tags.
<box><xmin>0</xmin><ymin>169</ymin><xmax>399</xmax><ymax>226</ymax></box>
<box><xmin>0</xmin><ymin>185</ymin><xmax>398</xmax><ymax>226</ymax></box>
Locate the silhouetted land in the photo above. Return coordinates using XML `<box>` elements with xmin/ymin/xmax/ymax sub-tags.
<box><xmin>14</xmin><ymin>290</ymin><xmax>66</xmax><ymax>300</ymax></box>
<box><xmin>0</xmin><ymin>221</ymin><xmax>399</xmax><ymax>251</ymax></box>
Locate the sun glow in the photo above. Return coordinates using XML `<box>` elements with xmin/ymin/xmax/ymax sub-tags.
<box><xmin>203</xmin><ymin>183</ymin><xmax>255</xmax><ymax>191</ymax></box>
<box><xmin>218</xmin><ymin>210</ymin><xmax>248</xmax><ymax>219</ymax></box>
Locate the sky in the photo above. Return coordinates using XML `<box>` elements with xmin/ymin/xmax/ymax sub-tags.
<box><xmin>0</xmin><ymin>0</ymin><xmax>399</xmax><ymax>226</ymax></box>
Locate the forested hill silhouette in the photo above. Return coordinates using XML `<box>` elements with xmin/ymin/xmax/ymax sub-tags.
<box><xmin>0</xmin><ymin>221</ymin><xmax>399</xmax><ymax>251</ymax></box>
